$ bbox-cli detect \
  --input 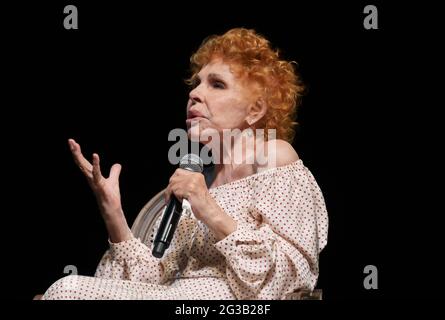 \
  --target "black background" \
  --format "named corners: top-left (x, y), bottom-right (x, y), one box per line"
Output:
top-left (2, 1), bottom-right (442, 301)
